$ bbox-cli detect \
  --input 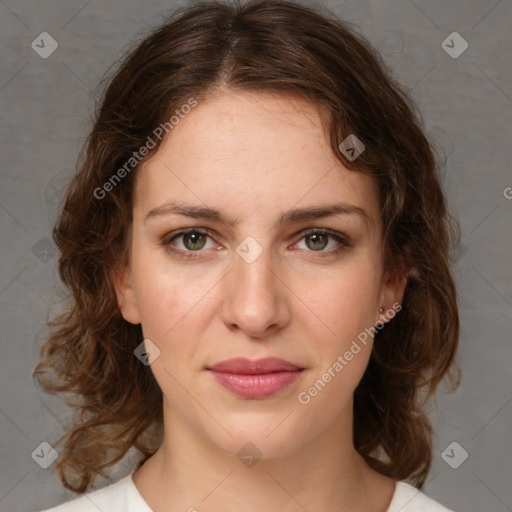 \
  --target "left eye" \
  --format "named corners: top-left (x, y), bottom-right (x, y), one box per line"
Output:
top-left (293, 229), bottom-right (350, 253)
